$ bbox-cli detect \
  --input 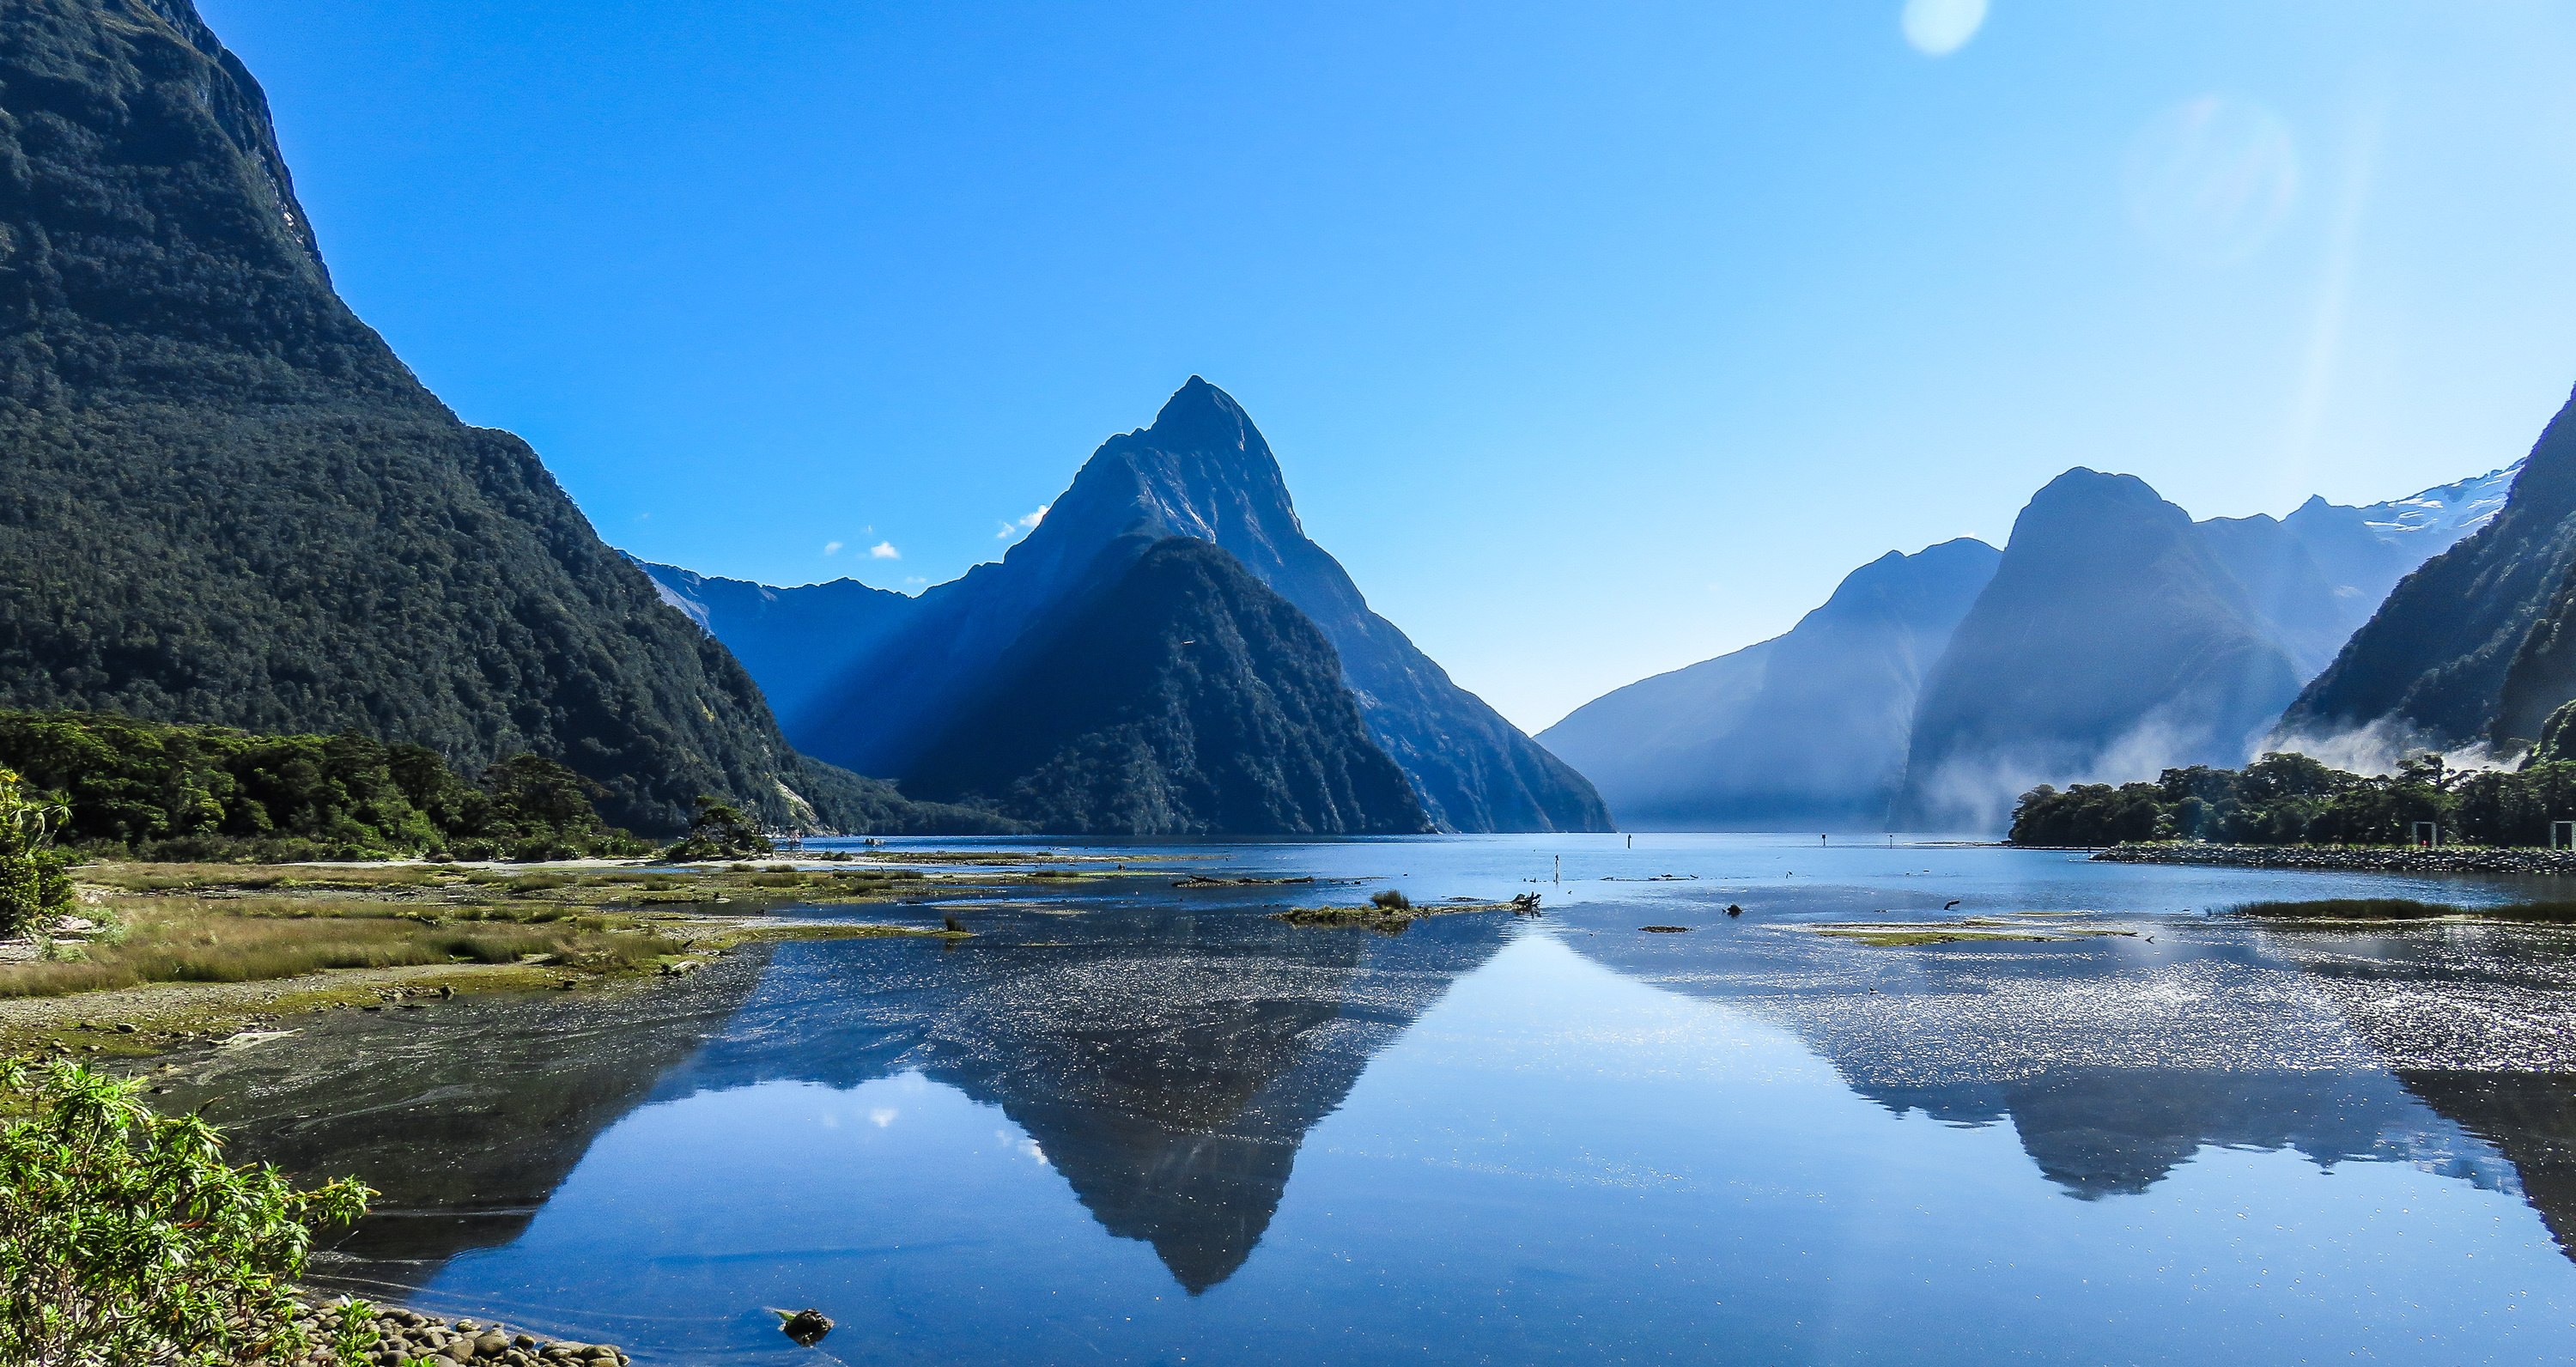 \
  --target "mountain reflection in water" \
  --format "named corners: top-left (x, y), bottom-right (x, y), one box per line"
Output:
top-left (648, 897), bottom-right (1516, 1292)
top-left (1569, 900), bottom-right (2576, 1250)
